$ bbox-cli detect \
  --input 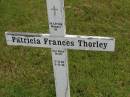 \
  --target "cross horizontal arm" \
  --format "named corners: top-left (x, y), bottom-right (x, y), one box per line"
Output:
top-left (5, 32), bottom-right (115, 51)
